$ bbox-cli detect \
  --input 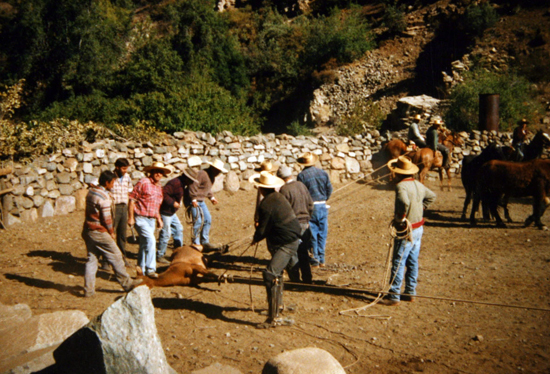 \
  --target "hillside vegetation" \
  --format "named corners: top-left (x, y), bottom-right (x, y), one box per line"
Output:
top-left (1, 0), bottom-right (549, 157)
